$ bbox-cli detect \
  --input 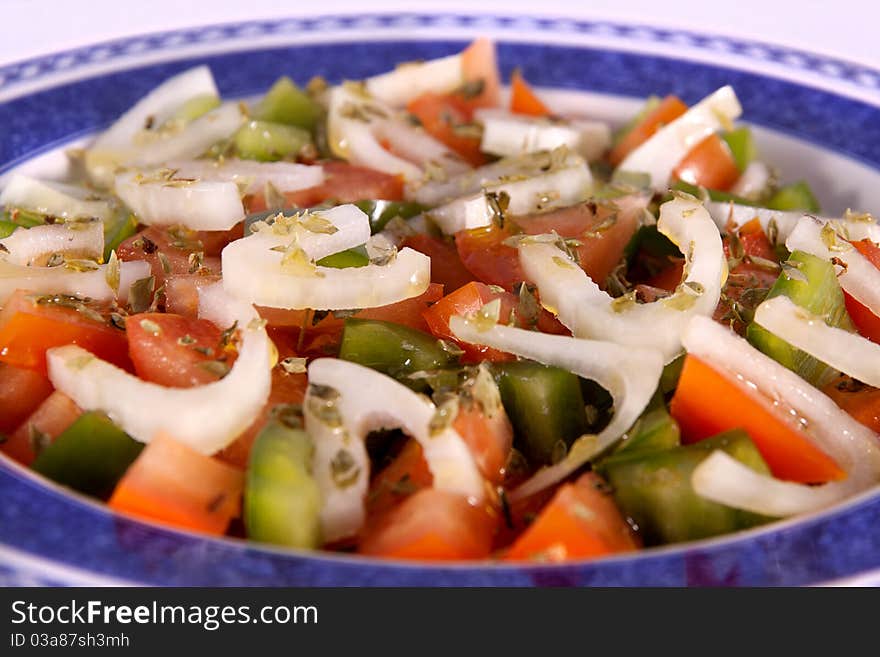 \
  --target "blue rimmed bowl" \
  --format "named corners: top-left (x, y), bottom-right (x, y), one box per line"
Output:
top-left (2, 12), bottom-right (879, 586)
